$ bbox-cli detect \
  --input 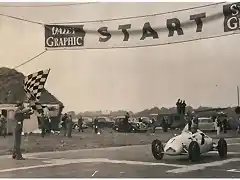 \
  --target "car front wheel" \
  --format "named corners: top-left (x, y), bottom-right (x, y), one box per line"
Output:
top-left (151, 139), bottom-right (164, 160)
top-left (218, 138), bottom-right (227, 158)
top-left (188, 141), bottom-right (200, 162)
